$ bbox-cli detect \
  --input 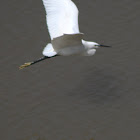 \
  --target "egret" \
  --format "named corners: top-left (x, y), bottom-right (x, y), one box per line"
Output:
top-left (19, 0), bottom-right (111, 69)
